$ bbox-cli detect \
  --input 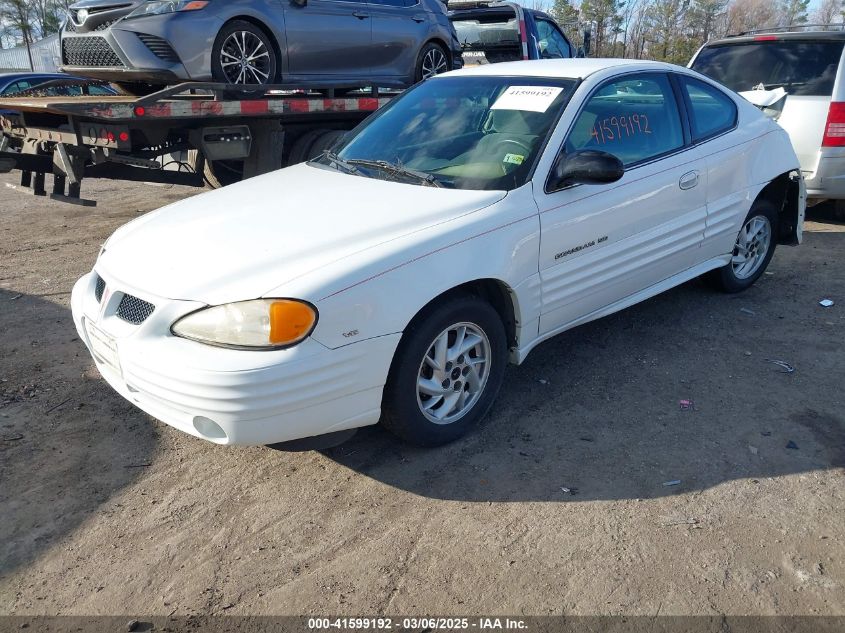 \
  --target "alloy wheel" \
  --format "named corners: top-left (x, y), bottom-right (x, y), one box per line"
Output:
top-left (420, 48), bottom-right (449, 80)
top-left (731, 215), bottom-right (772, 279)
top-left (416, 322), bottom-right (491, 425)
top-left (220, 31), bottom-right (272, 85)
